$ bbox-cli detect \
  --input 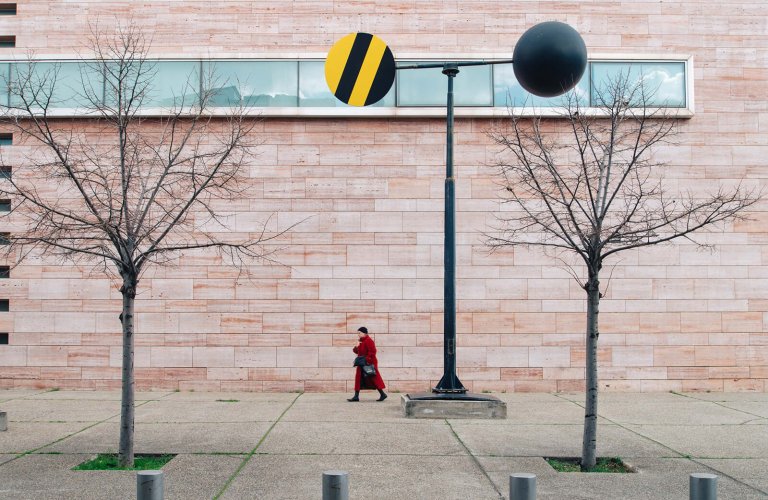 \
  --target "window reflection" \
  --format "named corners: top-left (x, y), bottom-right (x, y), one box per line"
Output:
top-left (299, 61), bottom-right (395, 107)
top-left (204, 61), bottom-right (298, 107)
top-left (493, 63), bottom-right (589, 108)
top-left (0, 63), bottom-right (8, 106)
top-left (141, 61), bottom-right (200, 108)
top-left (590, 62), bottom-right (685, 107)
top-left (398, 62), bottom-right (492, 106)
top-left (0, 58), bottom-right (688, 111)
top-left (10, 62), bottom-right (100, 108)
